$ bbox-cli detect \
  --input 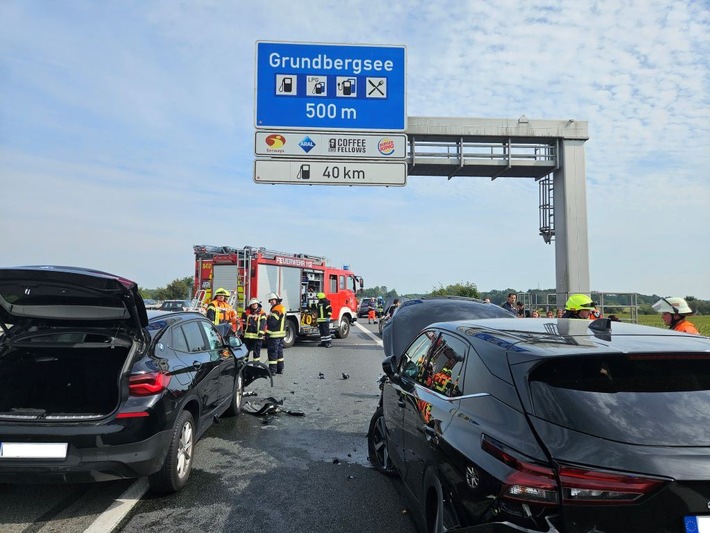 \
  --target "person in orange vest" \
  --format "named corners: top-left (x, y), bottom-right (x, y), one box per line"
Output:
top-left (206, 288), bottom-right (238, 338)
top-left (241, 297), bottom-right (267, 361)
top-left (367, 301), bottom-right (376, 324)
top-left (265, 292), bottom-right (287, 374)
top-left (652, 297), bottom-right (700, 334)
